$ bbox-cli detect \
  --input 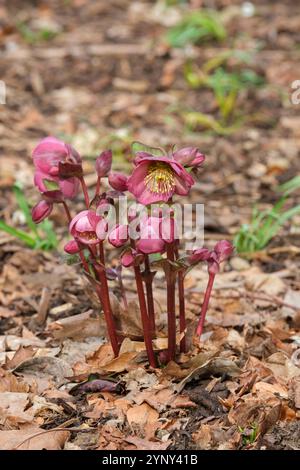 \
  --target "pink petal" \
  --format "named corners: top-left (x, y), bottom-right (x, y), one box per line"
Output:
top-left (96, 218), bottom-right (108, 240)
top-left (59, 178), bottom-right (79, 199)
top-left (136, 237), bottom-right (165, 254)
